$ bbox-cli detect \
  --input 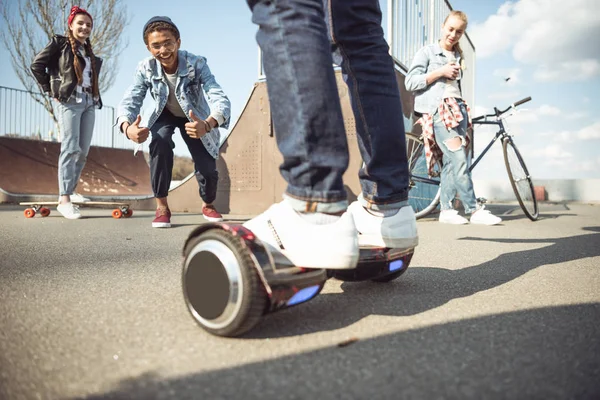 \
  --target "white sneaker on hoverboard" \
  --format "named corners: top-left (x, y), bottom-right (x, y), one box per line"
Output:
top-left (243, 200), bottom-right (359, 270)
top-left (347, 201), bottom-right (419, 249)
